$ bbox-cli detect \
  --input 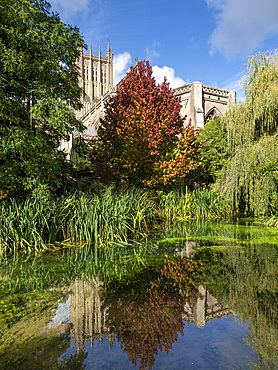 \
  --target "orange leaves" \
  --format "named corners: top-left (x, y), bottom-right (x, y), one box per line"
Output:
top-left (92, 61), bottom-right (201, 187)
